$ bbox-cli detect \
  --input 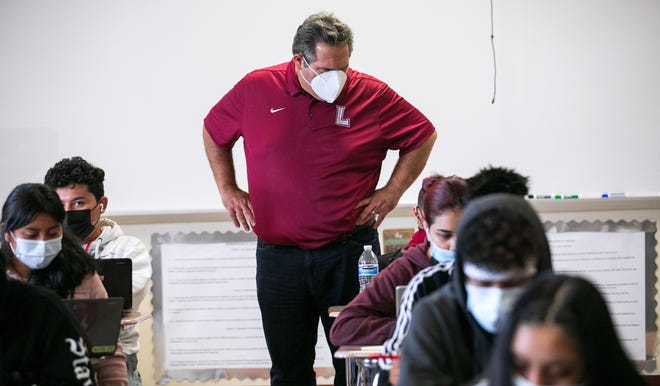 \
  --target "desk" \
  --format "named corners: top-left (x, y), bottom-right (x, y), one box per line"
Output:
top-left (334, 345), bottom-right (383, 358)
top-left (335, 345), bottom-right (383, 386)
top-left (329, 305), bottom-right (345, 318)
